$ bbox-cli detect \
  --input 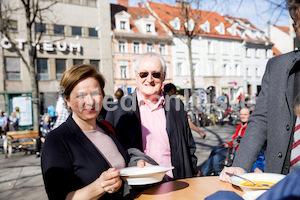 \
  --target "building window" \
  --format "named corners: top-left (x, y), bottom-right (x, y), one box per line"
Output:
top-left (233, 42), bottom-right (240, 55)
top-left (88, 28), bottom-right (98, 37)
top-left (35, 23), bottom-right (46, 33)
top-left (68, 0), bottom-right (80, 5)
top-left (208, 60), bottom-right (215, 76)
top-left (72, 26), bottom-right (82, 36)
top-left (223, 64), bottom-right (229, 76)
top-left (255, 48), bottom-right (260, 58)
top-left (120, 21), bottom-right (126, 29)
top-left (4, 57), bottom-right (20, 80)
top-left (246, 48), bottom-right (251, 57)
top-left (146, 42), bottom-right (154, 52)
top-left (37, 58), bottom-right (49, 80)
top-left (176, 38), bottom-right (184, 52)
top-left (73, 59), bottom-right (83, 65)
top-left (86, 0), bottom-right (96, 6)
top-left (56, 59), bottom-right (66, 80)
top-left (176, 62), bottom-right (182, 76)
top-left (222, 42), bottom-right (228, 55)
top-left (235, 64), bottom-right (240, 76)
top-left (118, 40), bottom-right (126, 53)
top-left (54, 24), bottom-right (64, 35)
top-left (119, 61), bottom-right (129, 79)
top-left (90, 60), bottom-right (100, 68)
top-left (159, 43), bottom-right (167, 55)
top-left (165, 62), bottom-right (169, 79)
top-left (193, 62), bottom-right (199, 76)
top-left (8, 20), bottom-right (18, 31)
top-left (256, 67), bottom-right (260, 76)
top-left (174, 21), bottom-right (180, 30)
top-left (146, 24), bottom-right (152, 32)
top-left (246, 67), bottom-right (250, 76)
top-left (208, 41), bottom-right (215, 54)
top-left (133, 41), bottom-right (141, 54)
